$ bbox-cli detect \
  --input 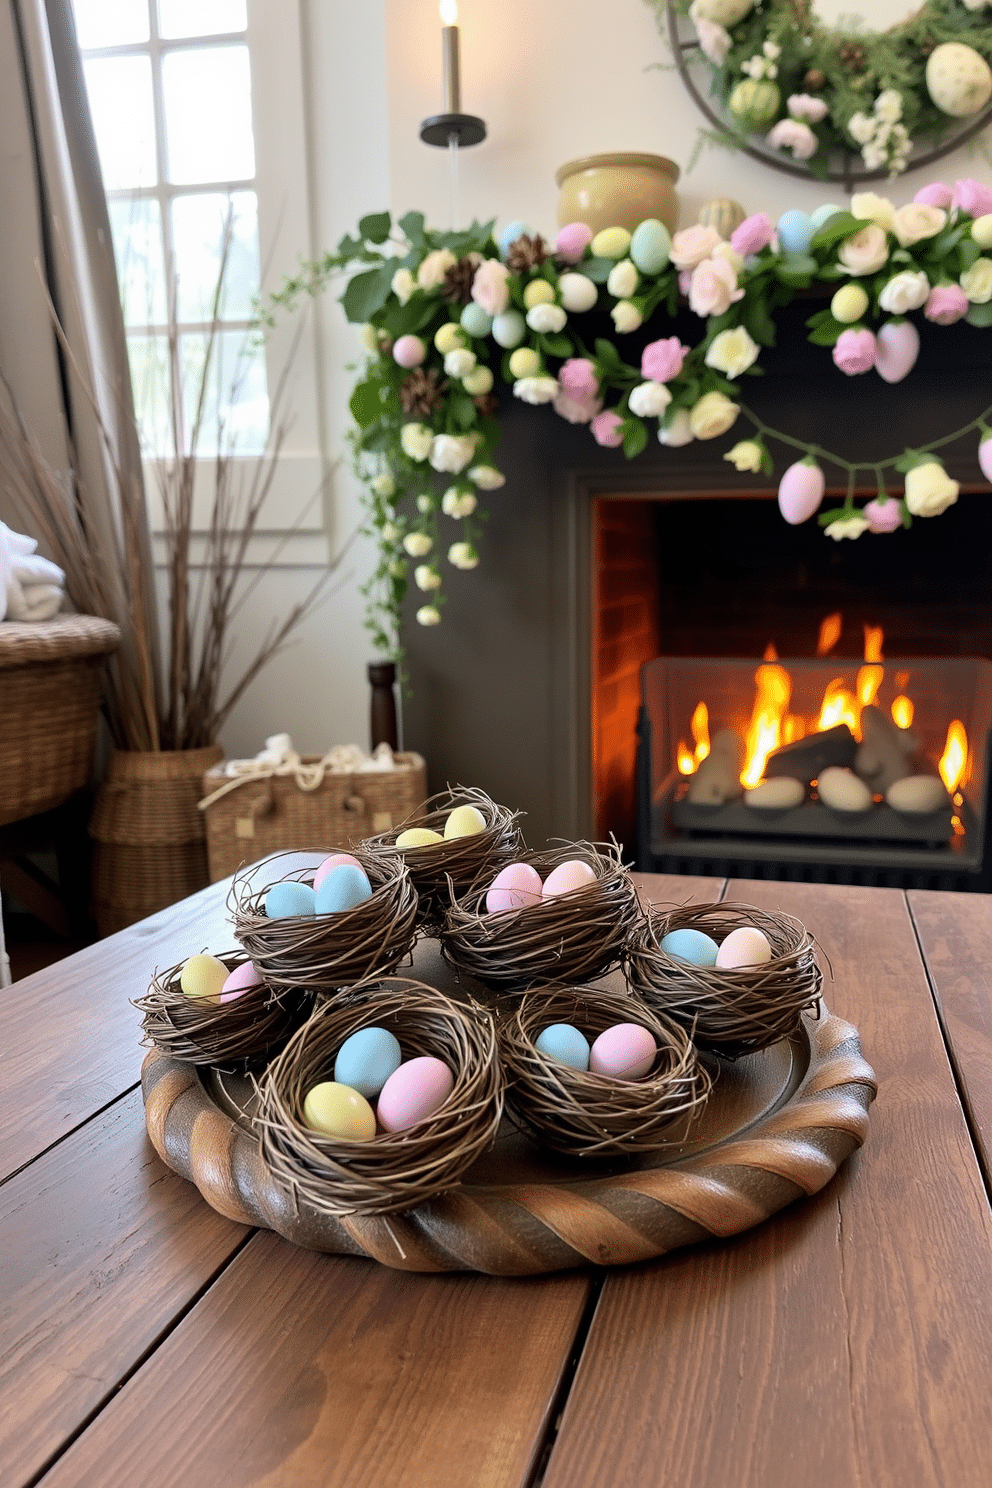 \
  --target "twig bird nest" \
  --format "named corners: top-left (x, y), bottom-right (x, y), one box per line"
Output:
top-left (499, 984), bottom-right (710, 1159)
top-left (255, 978), bottom-right (504, 1217)
top-left (136, 953), bottom-right (303, 1066)
top-left (441, 840), bottom-right (644, 991)
top-left (230, 848), bottom-right (418, 997)
top-left (359, 786), bottom-right (524, 924)
top-left (625, 902), bottom-right (823, 1059)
